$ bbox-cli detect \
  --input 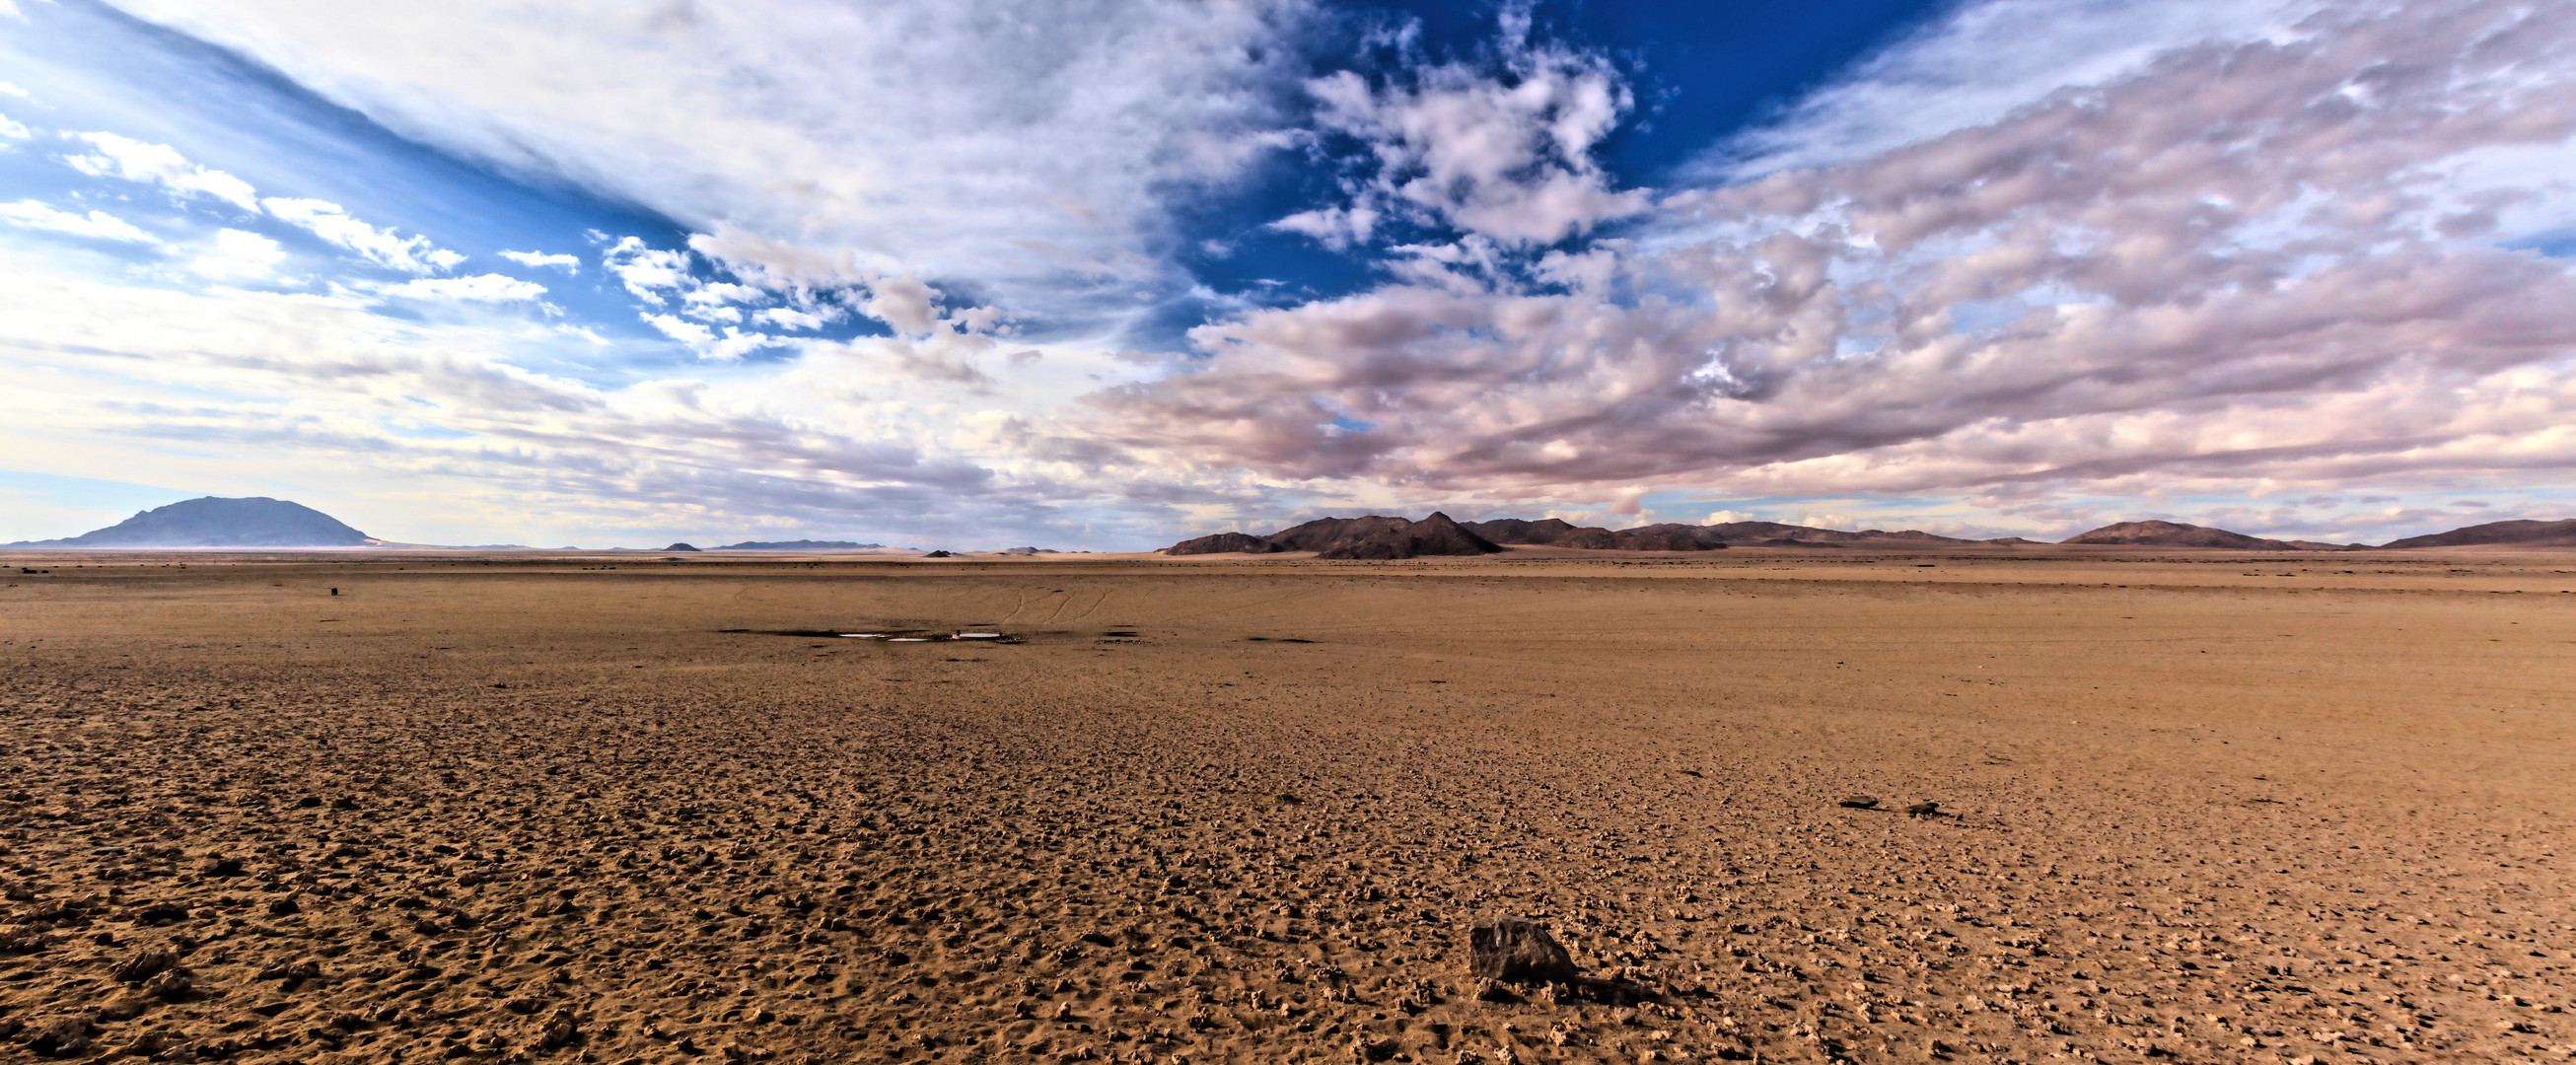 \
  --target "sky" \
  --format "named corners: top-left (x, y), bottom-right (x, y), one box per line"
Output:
top-left (1, 0), bottom-right (2572, 549)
